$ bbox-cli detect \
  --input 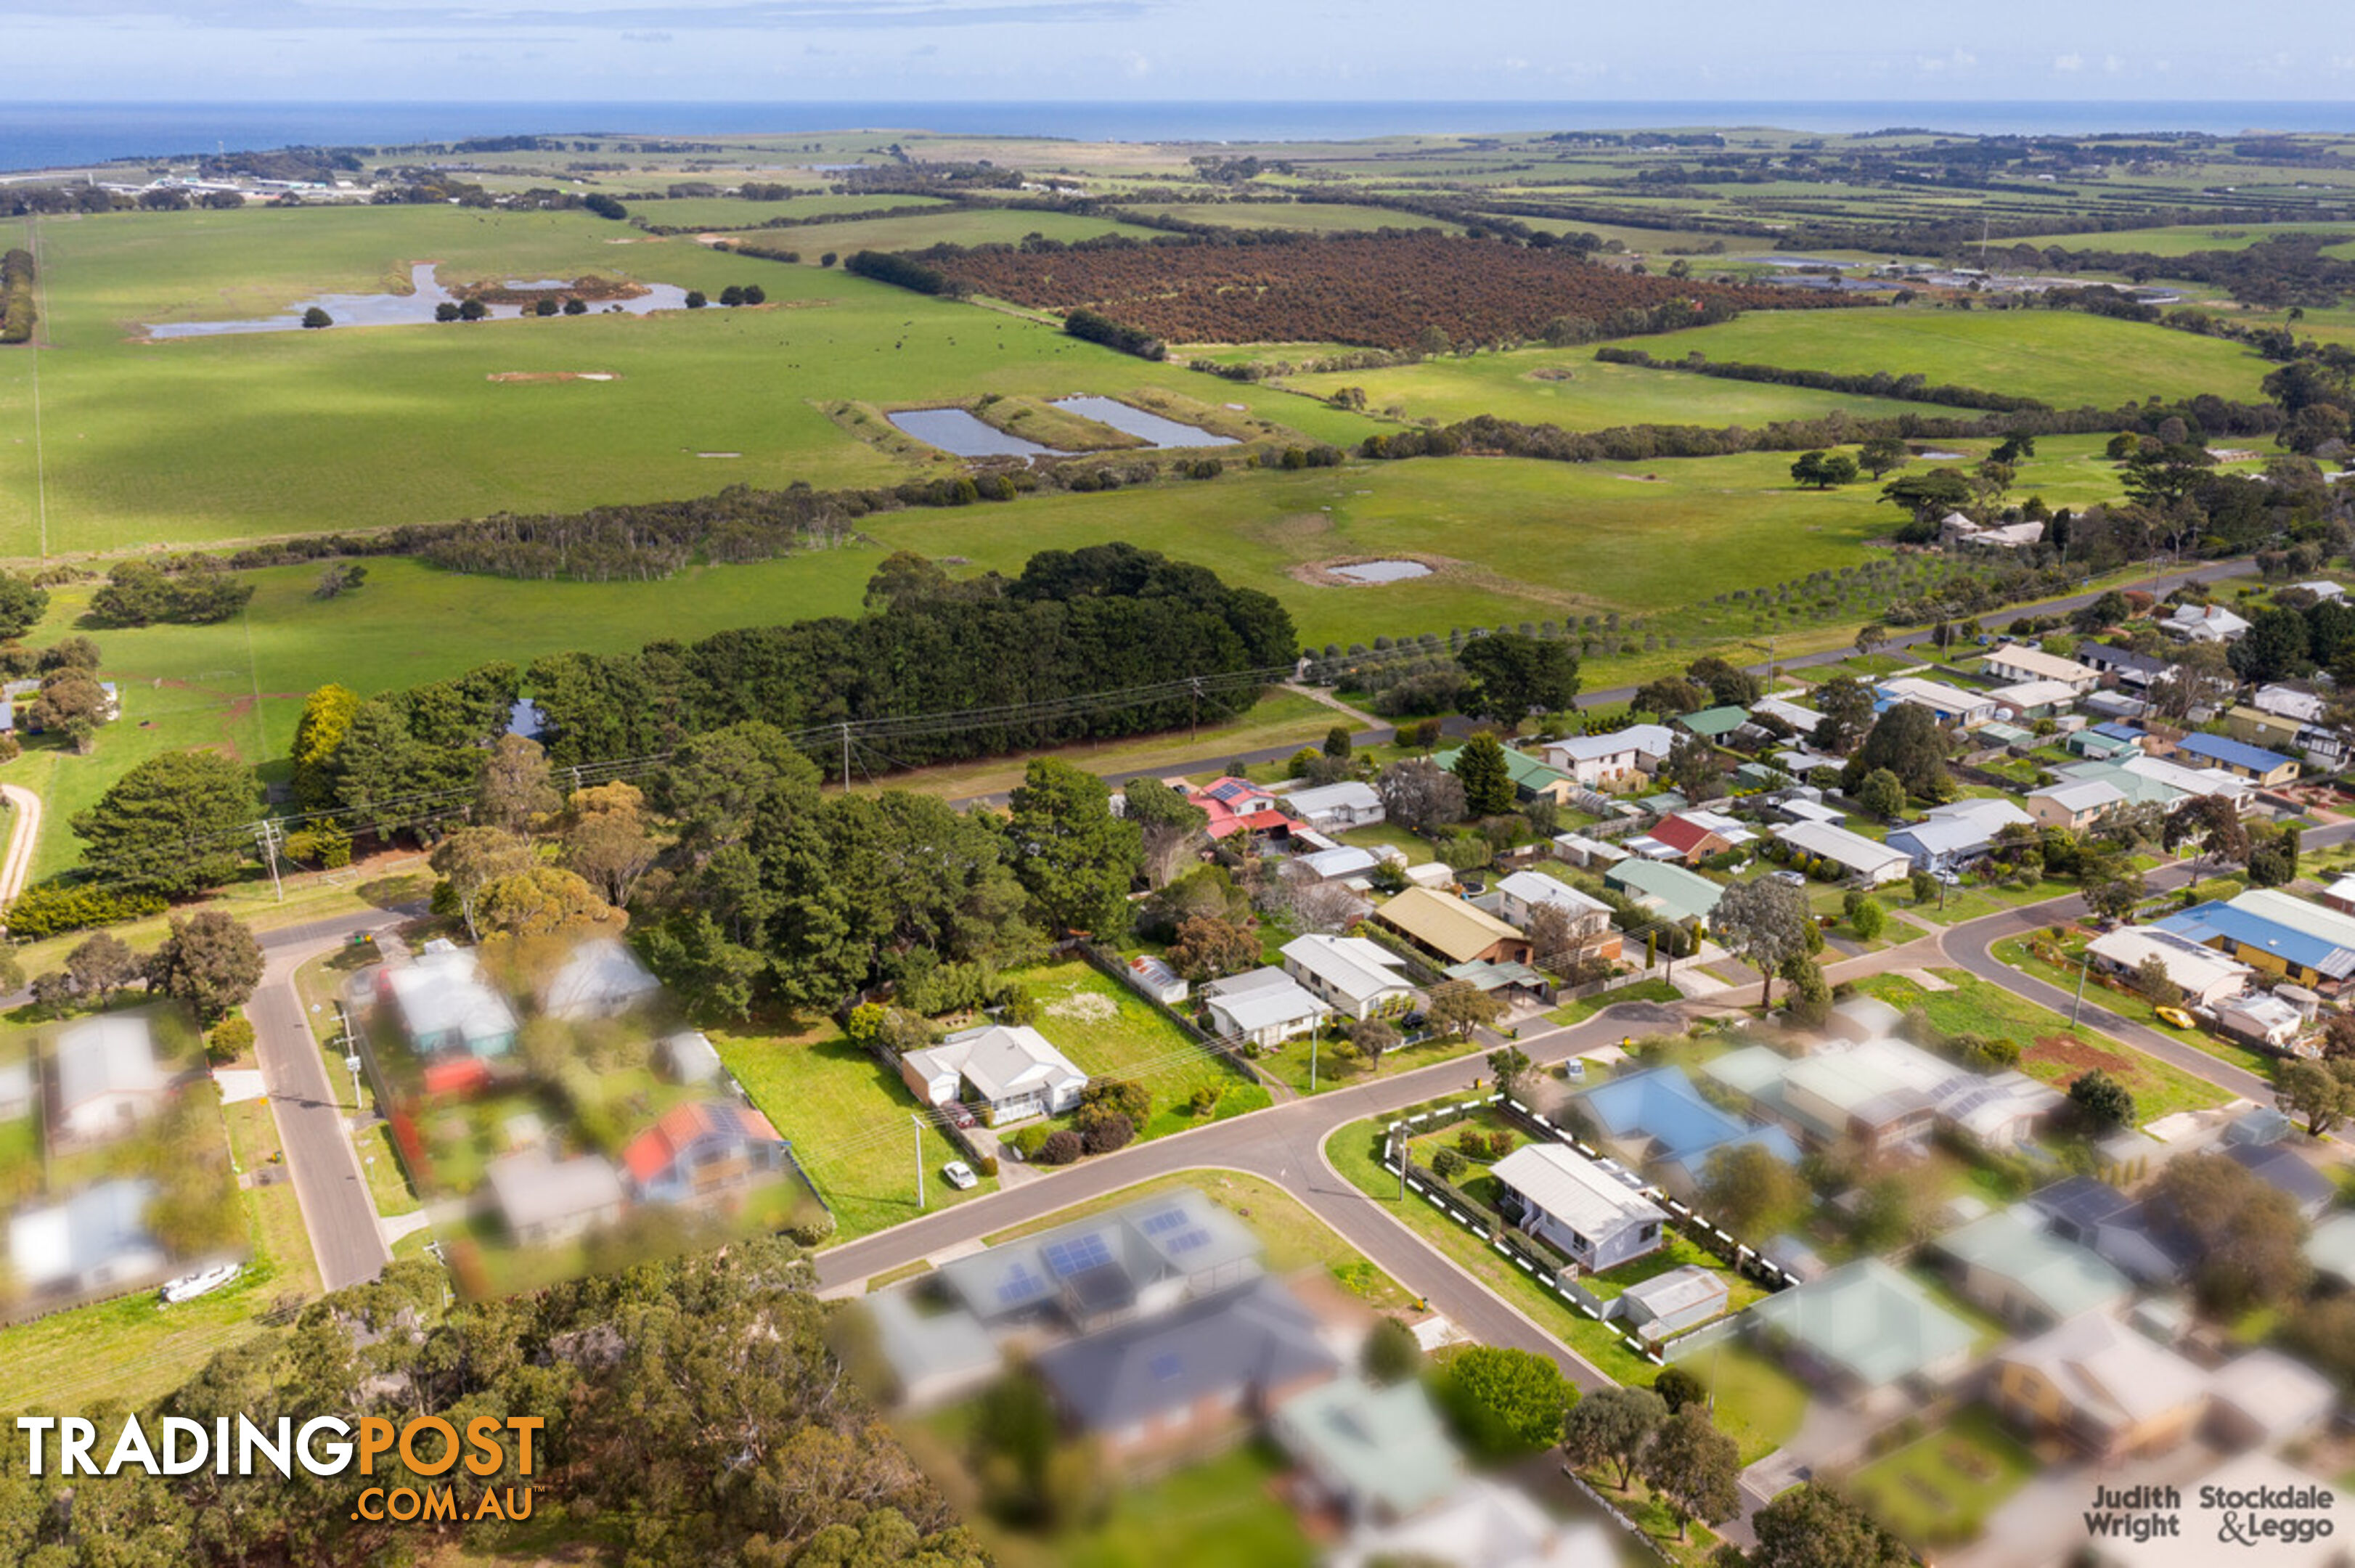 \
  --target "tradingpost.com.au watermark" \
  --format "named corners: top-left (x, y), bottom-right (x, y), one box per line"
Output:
top-left (16, 1415), bottom-right (544, 1523)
